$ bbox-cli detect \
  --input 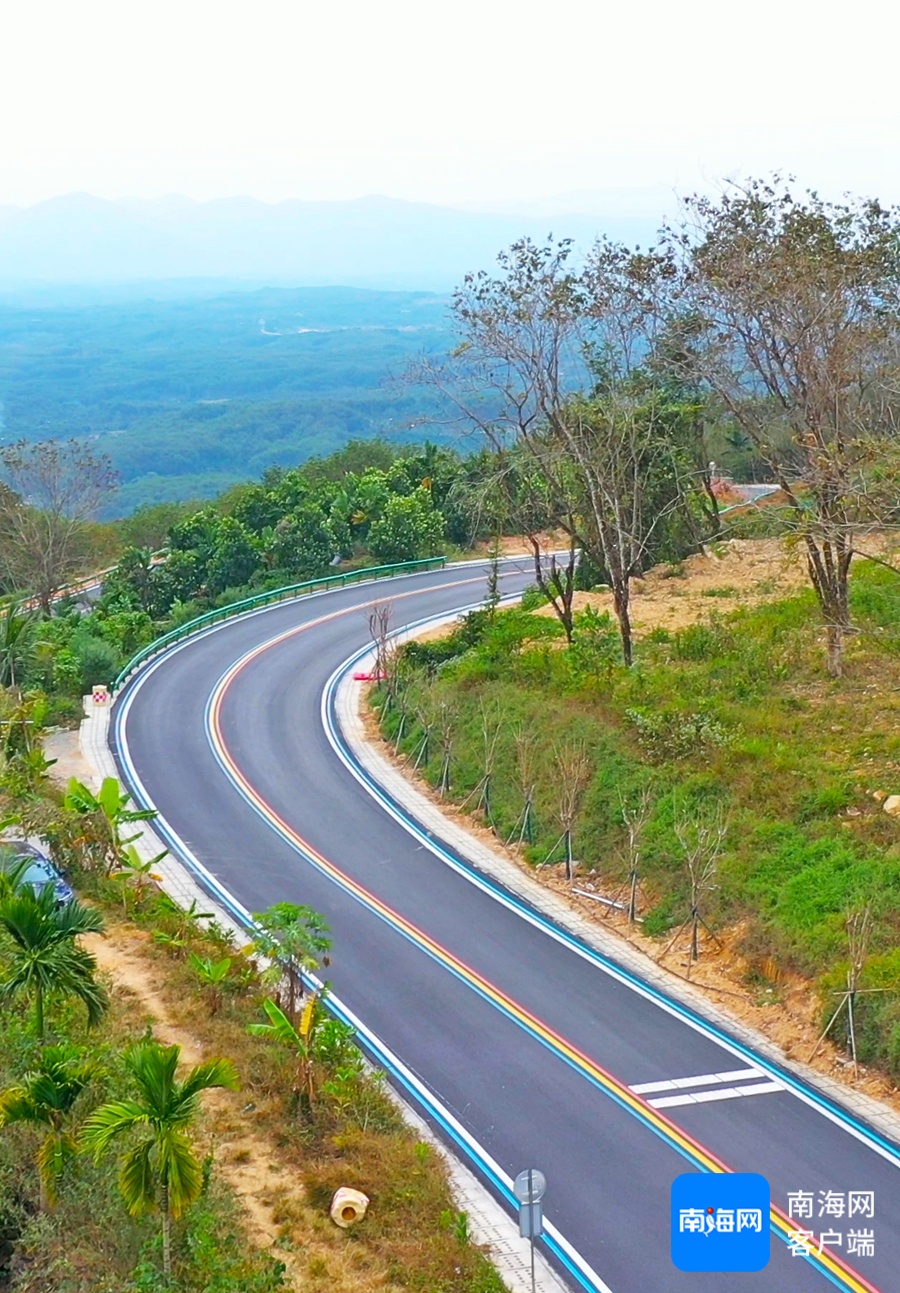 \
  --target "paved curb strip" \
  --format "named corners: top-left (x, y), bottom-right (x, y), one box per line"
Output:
top-left (337, 624), bottom-right (900, 1155)
top-left (82, 699), bottom-right (563, 1287)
